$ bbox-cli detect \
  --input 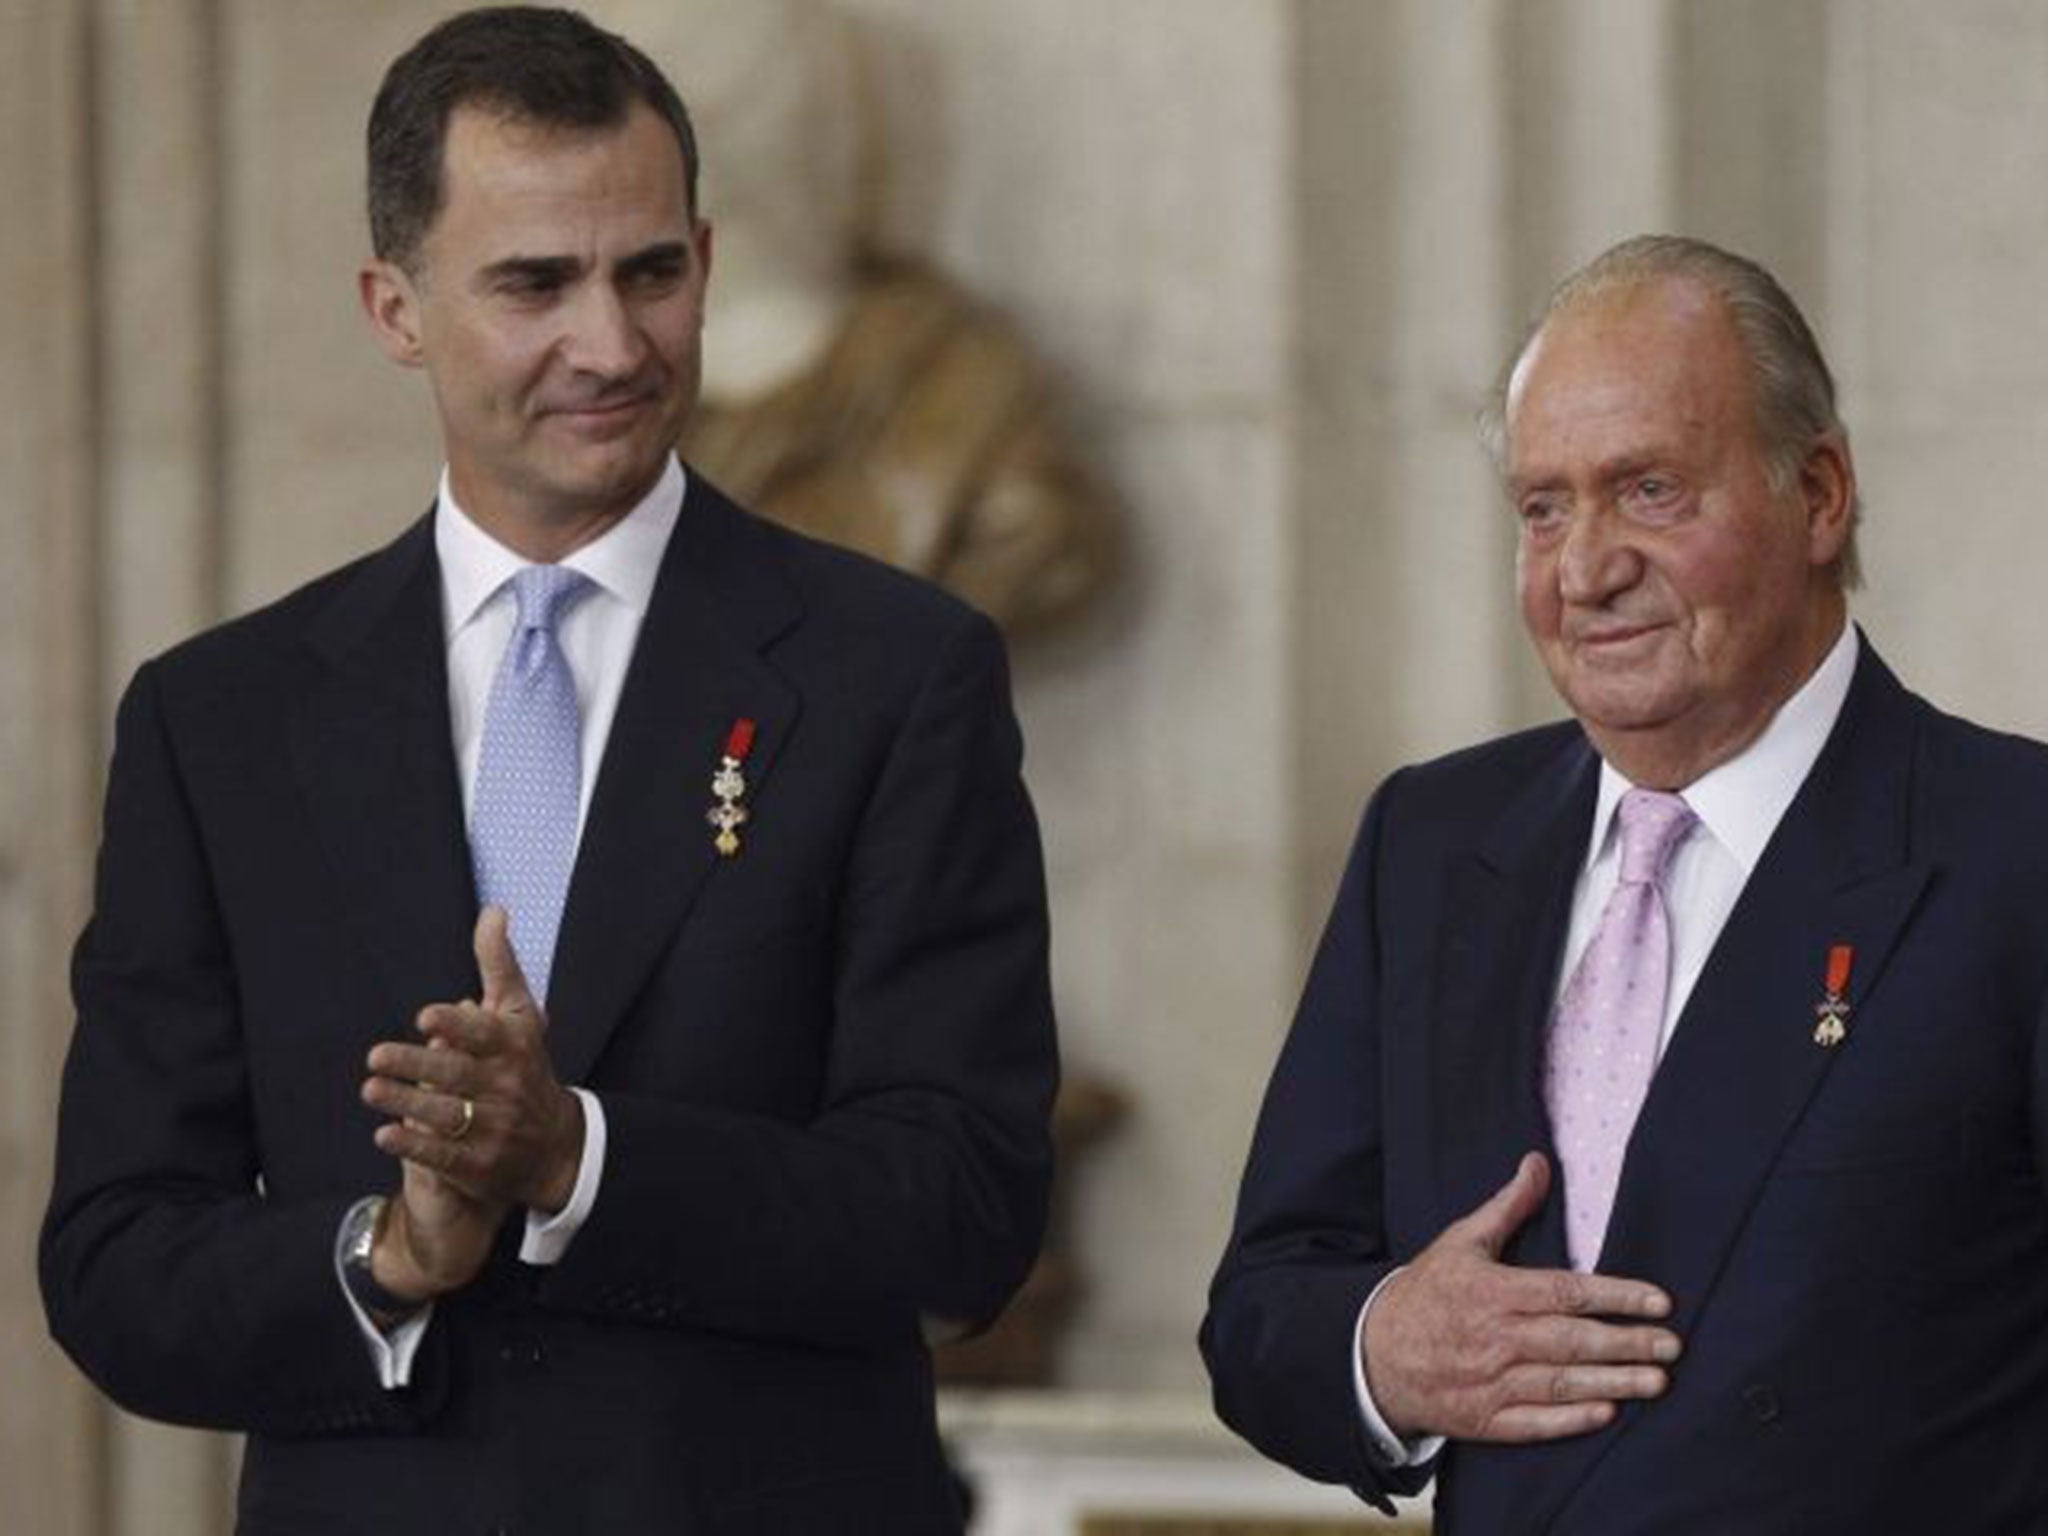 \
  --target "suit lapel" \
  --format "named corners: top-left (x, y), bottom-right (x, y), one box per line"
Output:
top-left (1527, 642), bottom-right (1935, 1528)
top-left (289, 515), bottom-right (479, 1021)
top-left (1431, 733), bottom-right (1598, 1269)
top-left (1604, 643), bottom-right (1931, 1294)
top-left (544, 476), bottom-right (802, 1084)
